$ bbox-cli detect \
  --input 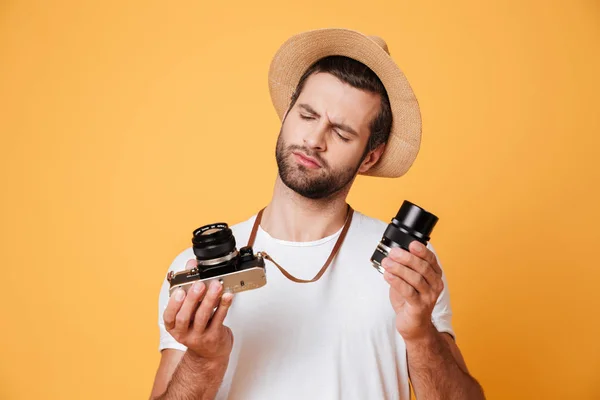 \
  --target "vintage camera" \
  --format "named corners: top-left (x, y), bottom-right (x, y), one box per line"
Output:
top-left (167, 222), bottom-right (266, 297)
top-left (371, 201), bottom-right (439, 273)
